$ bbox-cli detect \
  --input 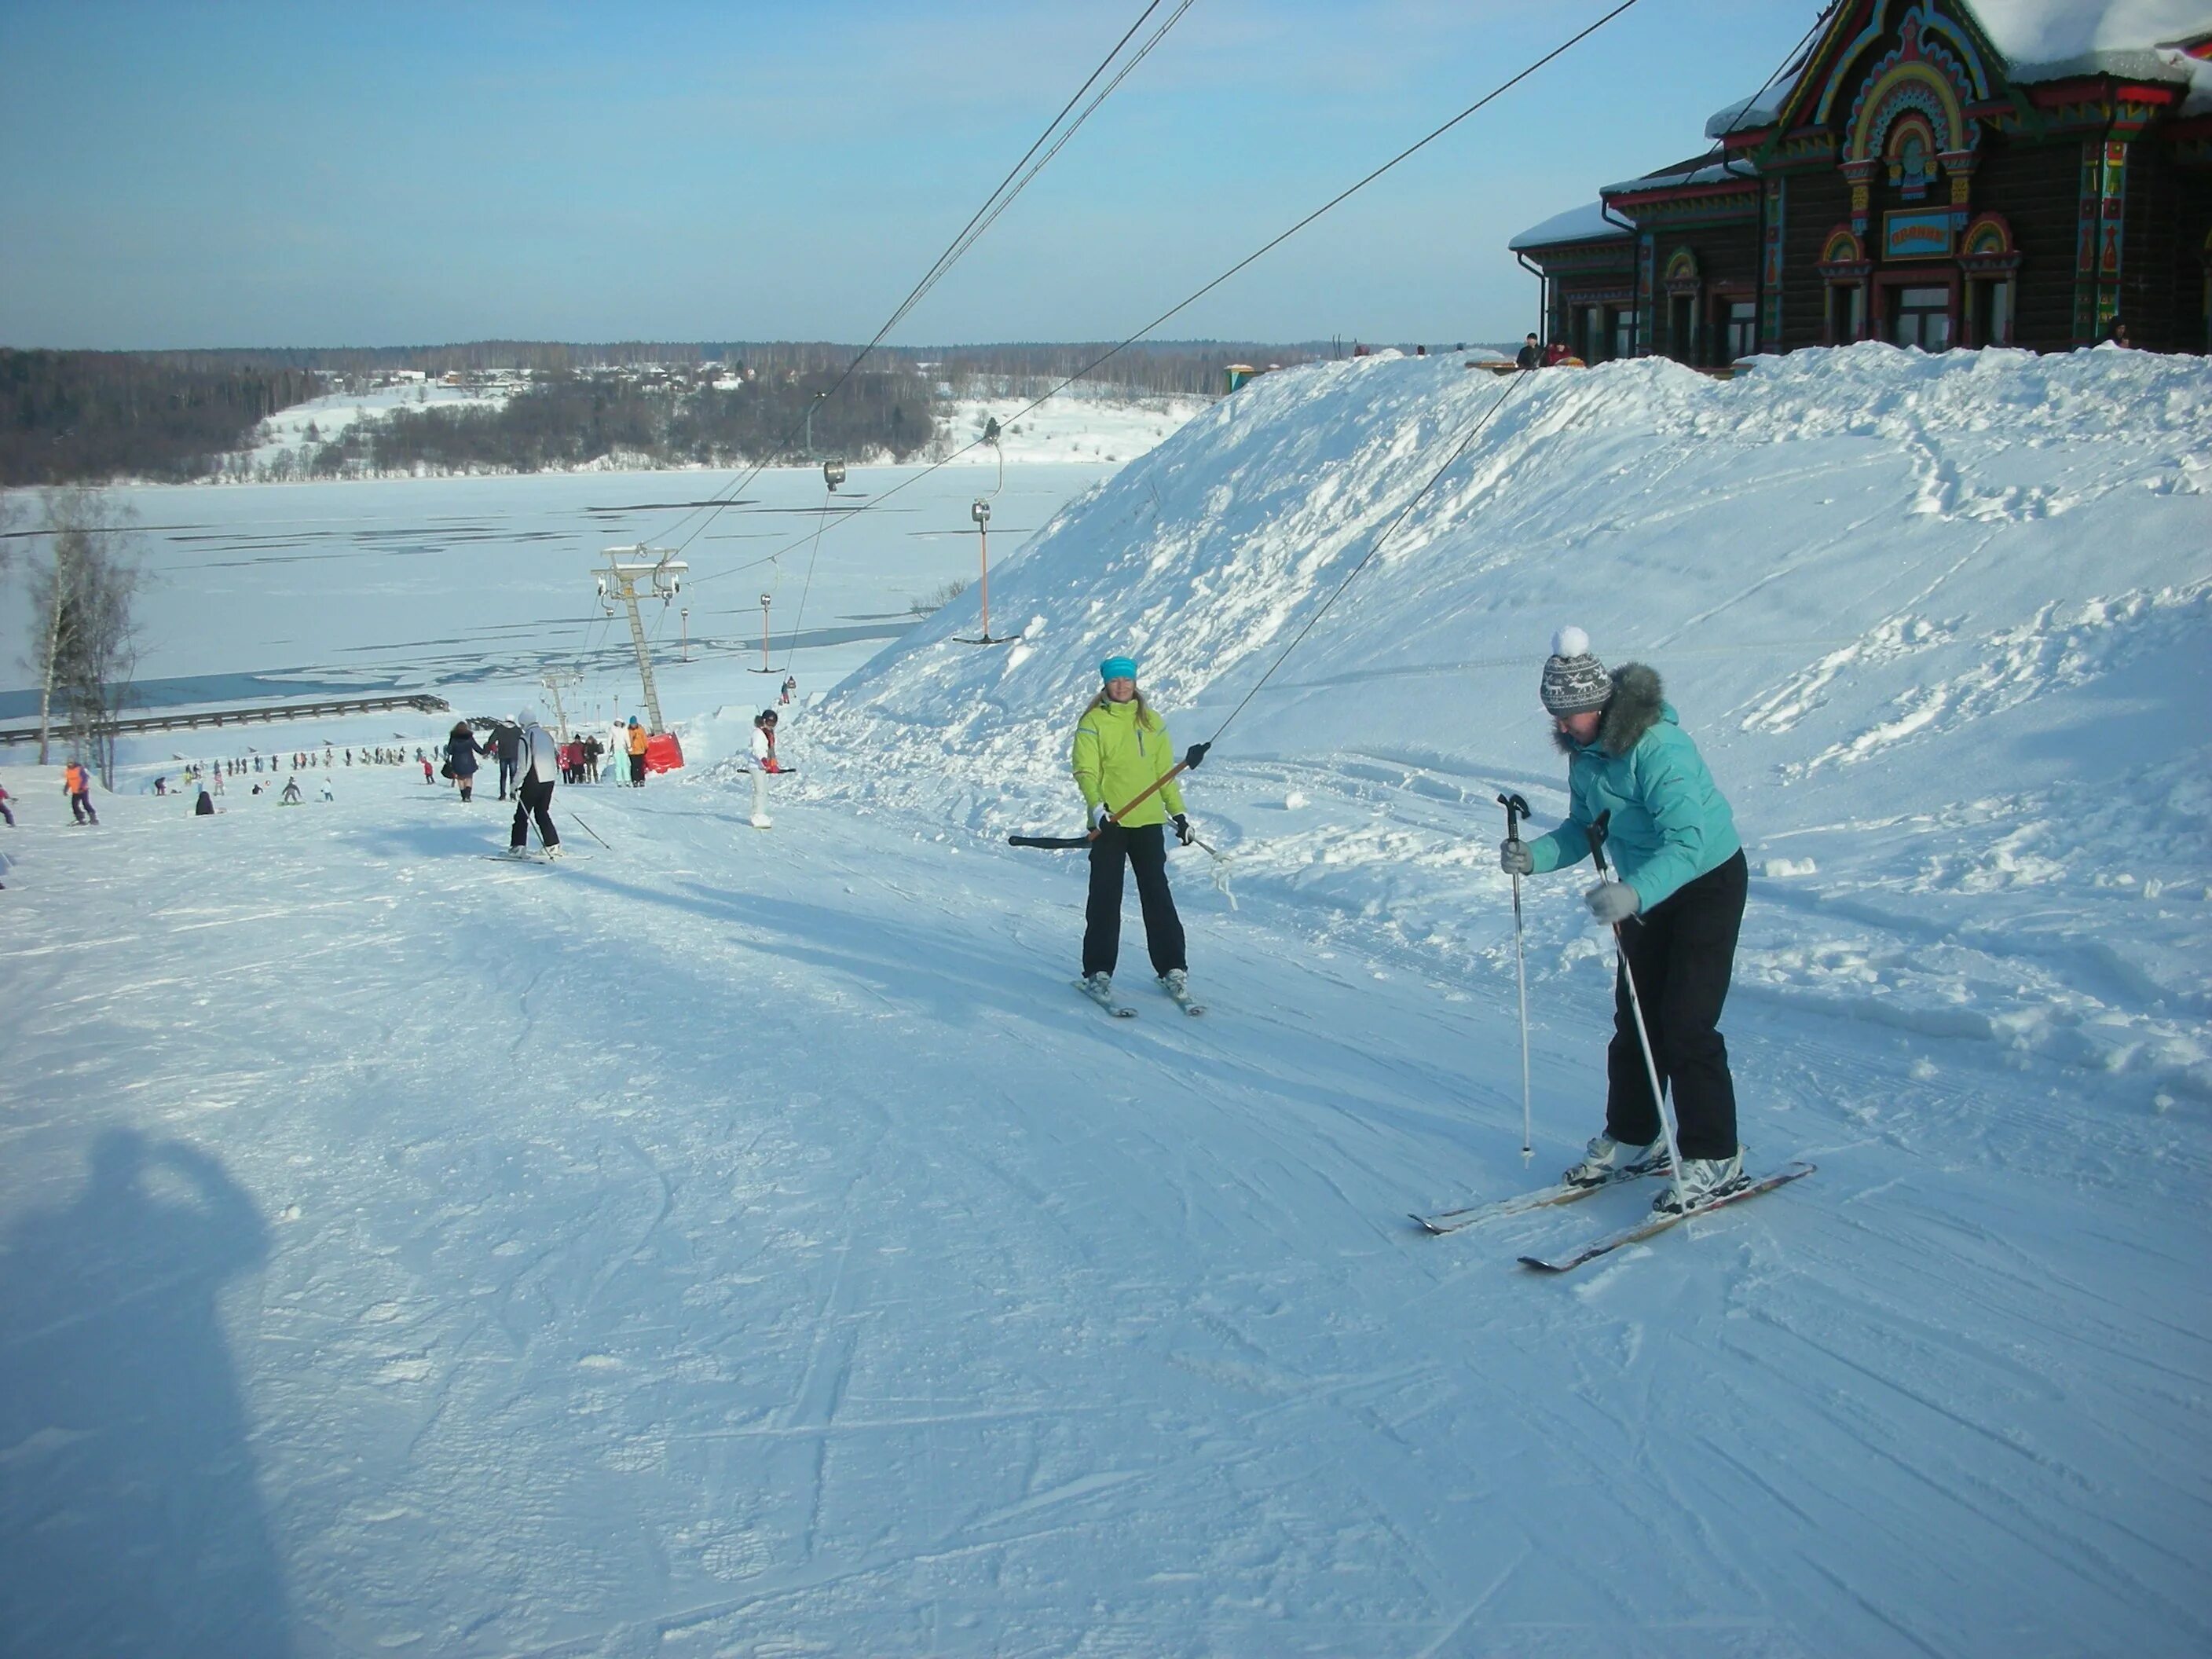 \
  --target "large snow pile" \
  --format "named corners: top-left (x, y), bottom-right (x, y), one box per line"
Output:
top-left (795, 343), bottom-right (2212, 1101)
